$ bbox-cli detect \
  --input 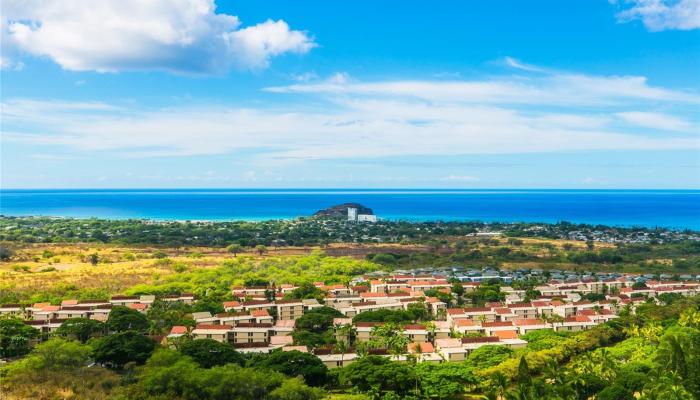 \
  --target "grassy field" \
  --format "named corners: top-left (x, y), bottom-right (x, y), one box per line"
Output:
top-left (0, 236), bottom-right (686, 304)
